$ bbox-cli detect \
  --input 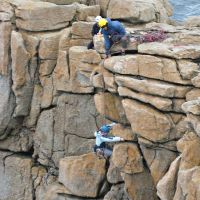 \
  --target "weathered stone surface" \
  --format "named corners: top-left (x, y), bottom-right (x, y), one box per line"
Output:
top-left (186, 88), bottom-right (200, 101)
top-left (173, 166), bottom-right (200, 200)
top-left (177, 60), bottom-right (199, 80)
top-left (182, 98), bottom-right (200, 115)
top-left (192, 73), bottom-right (200, 87)
top-left (0, 75), bottom-right (15, 139)
top-left (140, 142), bottom-right (177, 184)
top-left (116, 76), bottom-right (191, 98)
top-left (138, 42), bottom-right (200, 59)
top-left (71, 21), bottom-right (94, 39)
top-left (118, 87), bottom-right (173, 111)
top-left (0, 2), bottom-right (13, 21)
top-left (58, 94), bottom-right (103, 138)
top-left (40, 76), bottom-right (53, 108)
top-left (96, 0), bottom-right (109, 17)
top-left (76, 4), bottom-right (100, 21)
top-left (11, 31), bottom-right (35, 117)
top-left (41, 0), bottom-right (87, 4)
top-left (123, 167), bottom-right (158, 200)
top-left (187, 114), bottom-right (200, 137)
top-left (107, 0), bottom-right (172, 24)
top-left (104, 184), bottom-right (129, 200)
top-left (15, 1), bottom-right (75, 31)
top-left (94, 92), bottom-right (129, 124)
top-left (34, 109), bottom-right (54, 166)
top-left (59, 153), bottom-right (107, 197)
top-left (122, 99), bottom-right (186, 142)
top-left (39, 60), bottom-right (56, 76)
top-left (25, 84), bottom-right (42, 128)
top-left (53, 50), bottom-right (70, 92)
top-left (112, 123), bottom-right (136, 141)
top-left (0, 22), bottom-right (12, 76)
top-left (157, 156), bottom-right (181, 200)
top-left (0, 152), bottom-right (33, 200)
top-left (104, 55), bottom-right (191, 85)
top-left (58, 27), bottom-right (71, 51)
top-left (0, 128), bottom-right (33, 152)
top-left (177, 132), bottom-right (200, 170)
top-left (185, 16), bottom-right (200, 27)
top-left (65, 134), bottom-right (94, 156)
top-left (107, 161), bottom-right (123, 184)
top-left (39, 31), bottom-right (63, 60)
top-left (69, 46), bottom-right (101, 64)
top-left (112, 143), bottom-right (144, 174)
top-left (69, 46), bottom-right (101, 93)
